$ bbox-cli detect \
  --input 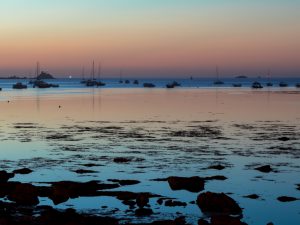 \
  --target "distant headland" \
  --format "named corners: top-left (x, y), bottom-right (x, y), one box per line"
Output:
top-left (0, 75), bottom-right (28, 79)
top-left (0, 72), bottom-right (55, 80)
top-left (37, 71), bottom-right (55, 79)
top-left (235, 75), bottom-right (248, 79)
